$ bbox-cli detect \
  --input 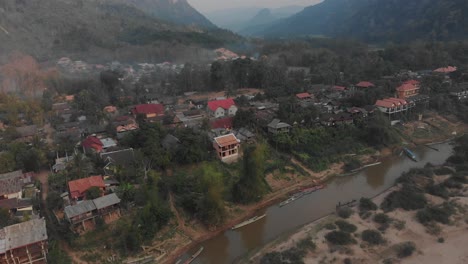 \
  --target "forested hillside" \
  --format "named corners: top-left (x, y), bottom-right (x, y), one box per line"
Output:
top-left (126, 0), bottom-right (216, 28)
top-left (0, 0), bottom-right (240, 62)
top-left (260, 0), bottom-right (468, 43)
